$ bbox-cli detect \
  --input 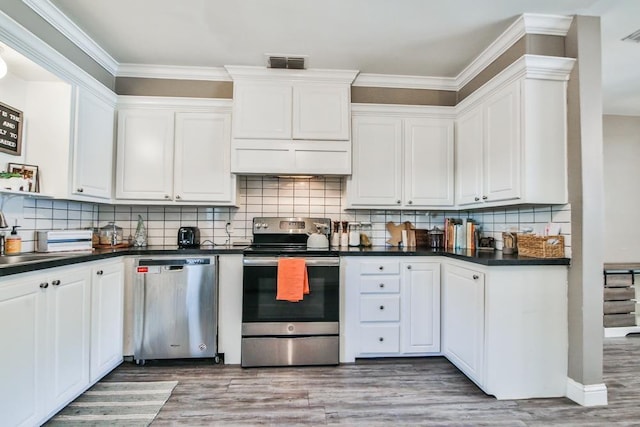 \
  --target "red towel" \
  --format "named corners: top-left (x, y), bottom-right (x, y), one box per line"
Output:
top-left (276, 258), bottom-right (309, 302)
